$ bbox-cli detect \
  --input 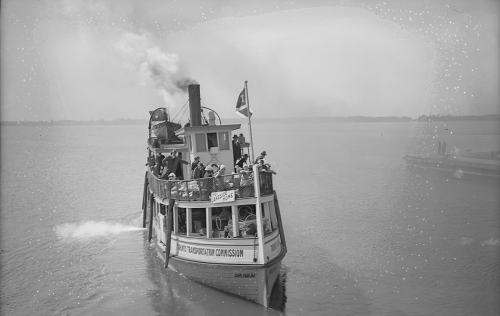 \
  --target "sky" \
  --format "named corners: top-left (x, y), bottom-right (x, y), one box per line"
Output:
top-left (1, 0), bottom-right (498, 121)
